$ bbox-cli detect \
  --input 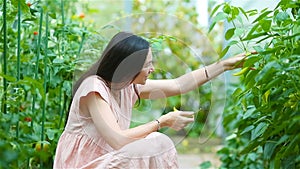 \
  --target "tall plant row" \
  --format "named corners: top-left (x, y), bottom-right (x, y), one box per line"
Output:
top-left (209, 0), bottom-right (300, 168)
top-left (0, 0), bottom-right (101, 168)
